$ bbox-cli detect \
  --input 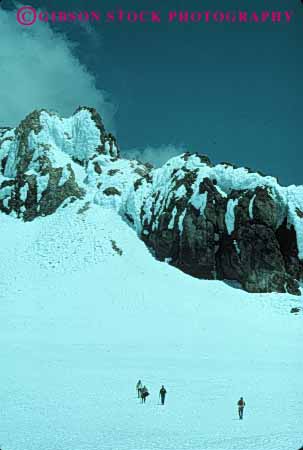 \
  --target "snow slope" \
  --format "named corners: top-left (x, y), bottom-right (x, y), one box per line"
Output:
top-left (0, 200), bottom-right (302, 450)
